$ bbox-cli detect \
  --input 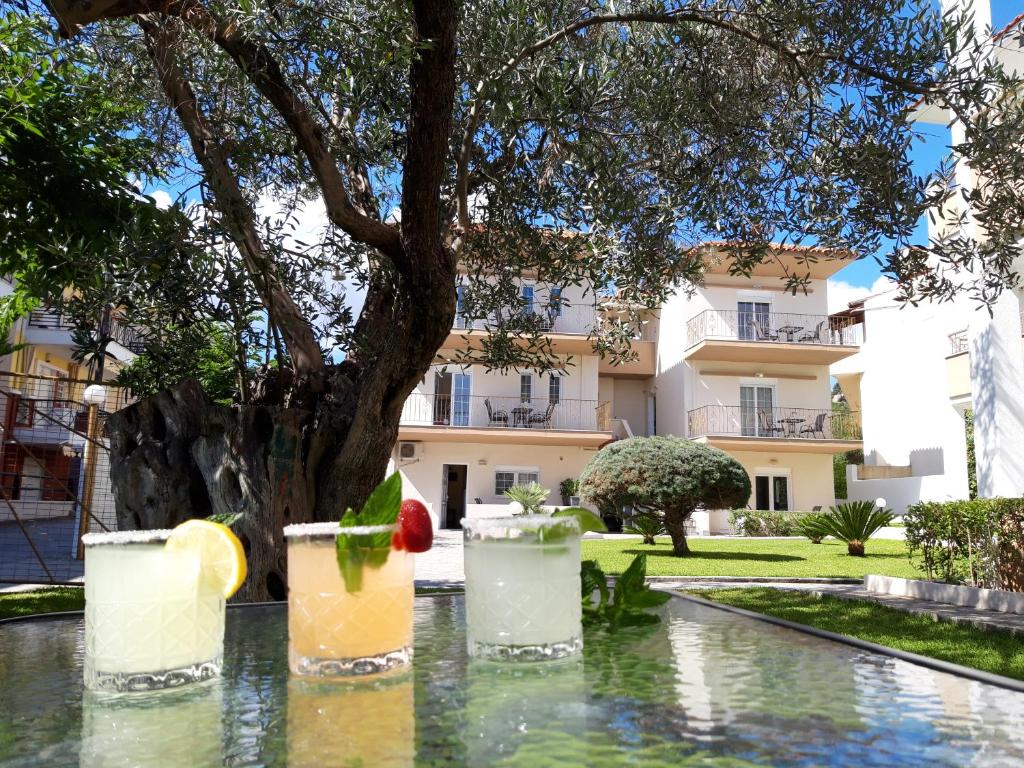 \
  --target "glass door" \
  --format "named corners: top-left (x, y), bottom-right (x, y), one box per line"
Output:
top-left (451, 373), bottom-right (471, 426)
top-left (740, 385), bottom-right (775, 436)
top-left (754, 474), bottom-right (790, 511)
top-left (737, 301), bottom-right (770, 340)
